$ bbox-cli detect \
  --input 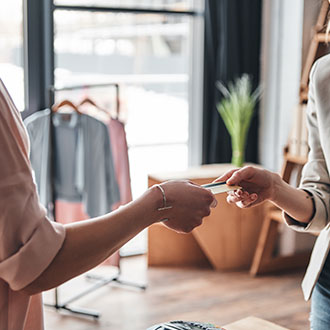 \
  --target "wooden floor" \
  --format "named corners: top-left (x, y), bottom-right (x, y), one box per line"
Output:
top-left (44, 255), bottom-right (310, 330)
